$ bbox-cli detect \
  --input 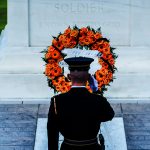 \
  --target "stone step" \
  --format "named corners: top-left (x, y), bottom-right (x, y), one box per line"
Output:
top-left (0, 47), bottom-right (44, 74)
top-left (34, 118), bottom-right (127, 150)
top-left (0, 46), bottom-right (150, 74)
top-left (0, 46), bottom-right (150, 102)
top-left (0, 73), bottom-right (150, 100)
